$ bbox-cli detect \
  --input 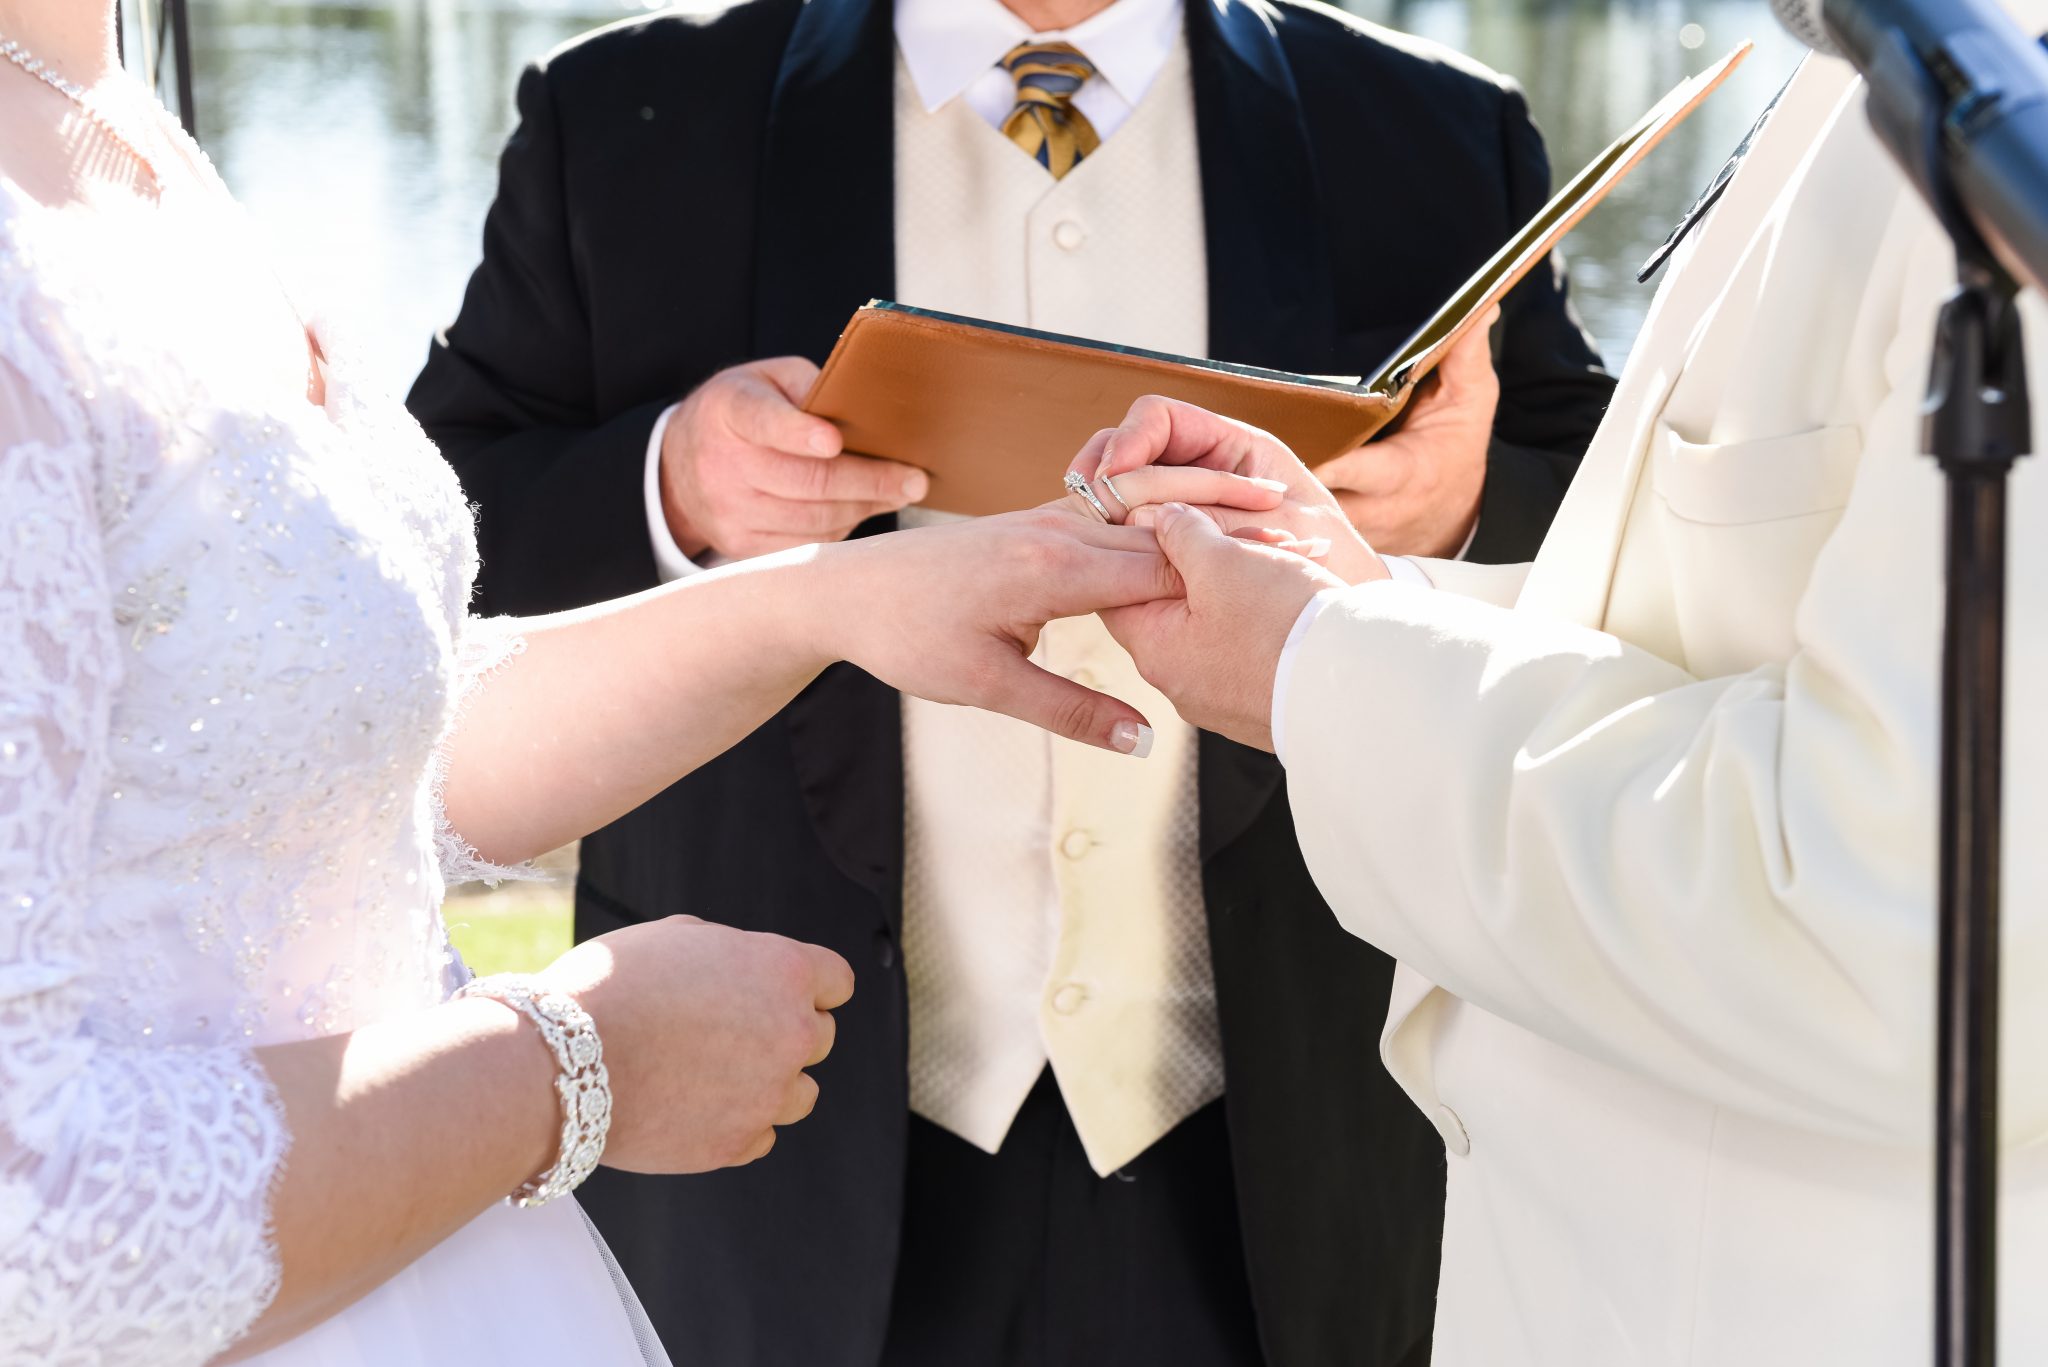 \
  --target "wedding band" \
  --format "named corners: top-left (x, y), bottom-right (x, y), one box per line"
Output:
top-left (1100, 473), bottom-right (1131, 513)
top-left (1064, 470), bottom-right (1113, 522)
